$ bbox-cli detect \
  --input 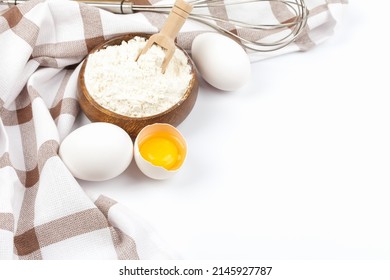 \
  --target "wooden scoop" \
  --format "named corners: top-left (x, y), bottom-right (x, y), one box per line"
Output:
top-left (136, 0), bottom-right (193, 73)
